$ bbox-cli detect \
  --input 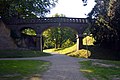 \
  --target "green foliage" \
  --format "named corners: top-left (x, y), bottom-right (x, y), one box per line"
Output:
top-left (61, 39), bottom-right (74, 48)
top-left (80, 60), bottom-right (120, 80)
top-left (87, 0), bottom-right (120, 50)
top-left (43, 27), bottom-right (76, 49)
top-left (83, 36), bottom-right (96, 46)
top-left (0, 60), bottom-right (50, 80)
top-left (68, 49), bottom-right (91, 58)
top-left (22, 28), bottom-right (36, 36)
top-left (0, 0), bottom-right (58, 19)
